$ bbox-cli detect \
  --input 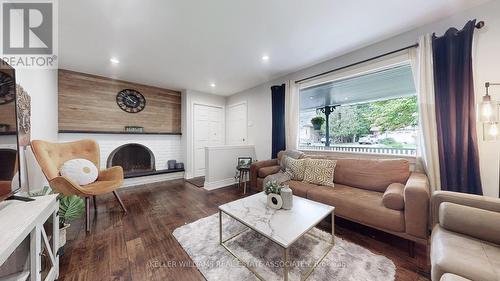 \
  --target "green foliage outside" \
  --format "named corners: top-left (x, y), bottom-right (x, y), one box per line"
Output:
top-left (313, 96), bottom-right (418, 143)
top-left (378, 137), bottom-right (404, 148)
